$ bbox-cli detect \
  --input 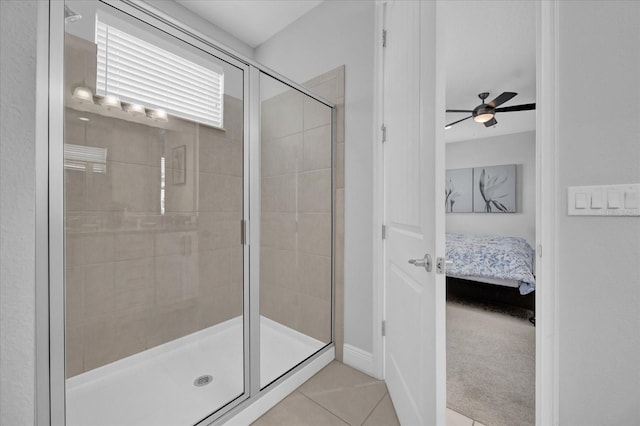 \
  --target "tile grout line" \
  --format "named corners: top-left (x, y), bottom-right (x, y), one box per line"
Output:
top-left (296, 390), bottom-right (351, 425)
top-left (358, 390), bottom-right (389, 426)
